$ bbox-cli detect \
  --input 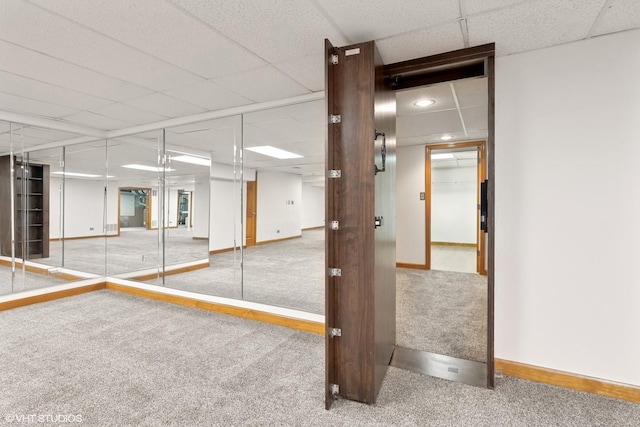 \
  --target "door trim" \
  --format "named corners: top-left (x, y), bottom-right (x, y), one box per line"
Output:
top-left (425, 140), bottom-right (487, 275)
